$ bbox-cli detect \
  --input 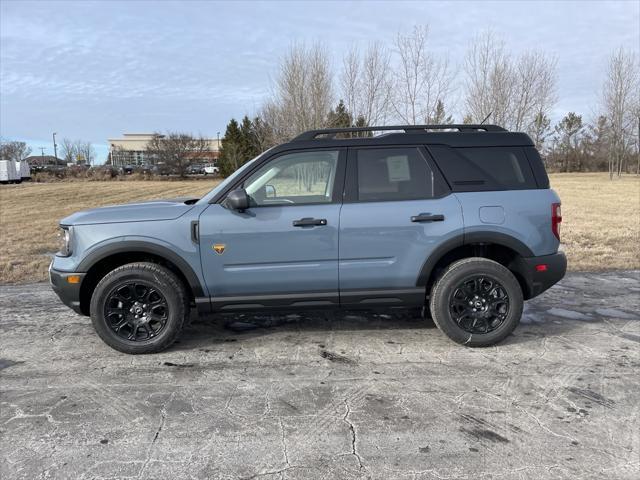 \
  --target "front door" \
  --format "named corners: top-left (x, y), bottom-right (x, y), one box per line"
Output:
top-left (339, 146), bottom-right (463, 306)
top-left (199, 149), bottom-right (346, 310)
